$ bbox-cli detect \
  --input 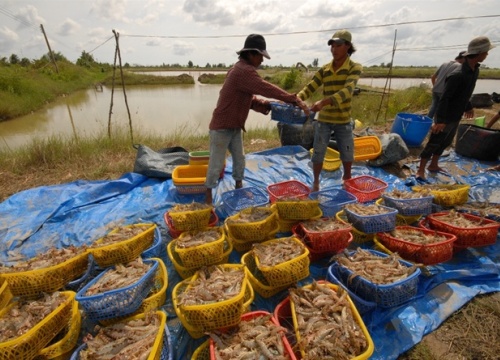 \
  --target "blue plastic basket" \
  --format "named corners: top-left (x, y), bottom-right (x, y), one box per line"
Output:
top-left (75, 259), bottom-right (159, 321)
top-left (326, 264), bottom-right (376, 315)
top-left (269, 102), bottom-right (314, 124)
top-left (332, 249), bottom-right (420, 308)
top-left (309, 187), bottom-right (358, 217)
top-left (142, 226), bottom-right (164, 259)
top-left (344, 204), bottom-right (398, 233)
top-left (382, 193), bottom-right (433, 216)
top-left (221, 186), bottom-right (269, 216)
